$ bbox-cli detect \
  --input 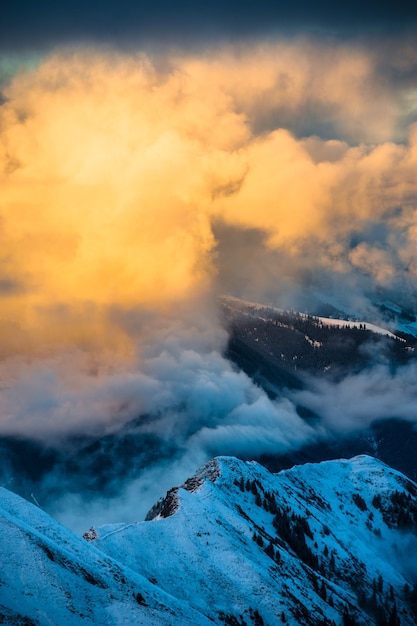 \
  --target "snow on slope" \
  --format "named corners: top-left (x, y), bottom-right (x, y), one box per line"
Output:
top-left (315, 316), bottom-right (399, 340)
top-left (0, 487), bottom-right (212, 625)
top-left (2, 455), bottom-right (416, 625)
top-left (94, 455), bottom-right (417, 626)
top-left (221, 295), bottom-right (400, 340)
